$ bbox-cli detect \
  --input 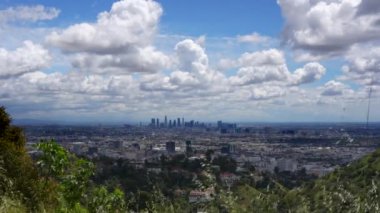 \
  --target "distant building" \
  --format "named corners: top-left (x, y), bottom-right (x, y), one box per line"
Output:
top-left (189, 188), bottom-right (214, 203)
top-left (156, 118), bottom-right (159, 127)
top-left (220, 128), bottom-right (228, 134)
top-left (277, 158), bottom-right (297, 172)
top-left (186, 140), bottom-right (192, 154)
top-left (165, 115), bottom-right (168, 127)
top-left (177, 118), bottom-right (181, 127)
top-left (217, 120), bottom-right (223, 129)
top-left (217, 120), bottom-right (237, 133)
top-left (221, 146), bottom-right (229, 154)
top-left (72, 142), bottom-right (86, 154)
top-left (151, 118), bottom-right (155, 127)
top-left (221, 144), bottom-right (236, 154)
top-left (166, 141), bottom-right (175, 153)
top-left (147, 167), bottom-right (162, 174)
top-left (132, 143), bottom-right (140, 150)
top-left (220, 172), bottom-right (240, 187)
top-left (88, 147), bottom-right (98, 155)
top-left (112, 141), bottom-right (123, 149)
